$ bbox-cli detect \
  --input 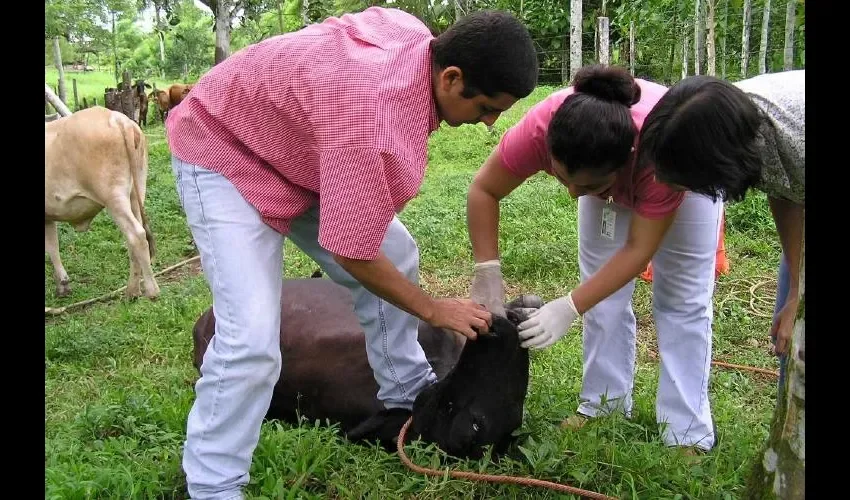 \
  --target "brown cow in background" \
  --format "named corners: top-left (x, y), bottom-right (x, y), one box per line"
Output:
top-left (168, 84), bottom-right (194, 109)
top-left (149, 89), bottom-right (170, 122)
